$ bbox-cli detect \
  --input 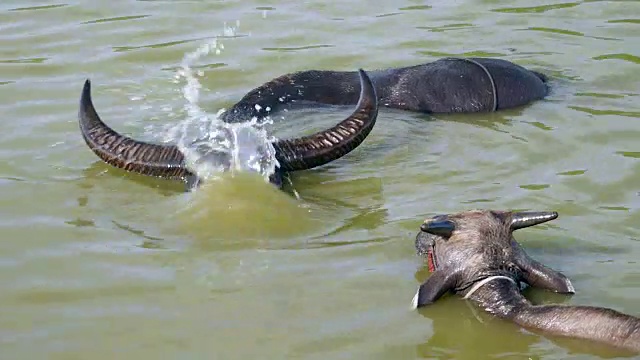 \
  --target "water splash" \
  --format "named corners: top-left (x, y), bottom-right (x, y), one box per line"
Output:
top-left (168, 22), bottom-right (278, 183)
